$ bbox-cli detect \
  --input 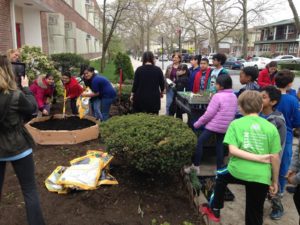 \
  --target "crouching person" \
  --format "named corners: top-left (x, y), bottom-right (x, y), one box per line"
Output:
top-left (200, 91), bottom-right (281, 225)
